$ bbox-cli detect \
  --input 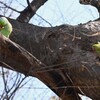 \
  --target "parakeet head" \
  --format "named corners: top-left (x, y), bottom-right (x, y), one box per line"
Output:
top-left (0, 17), bottom-right (9, 27)
top-left (92, 42), bottom-right (100, 54)
top-left (0, 17), bottom-right (12, 37)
